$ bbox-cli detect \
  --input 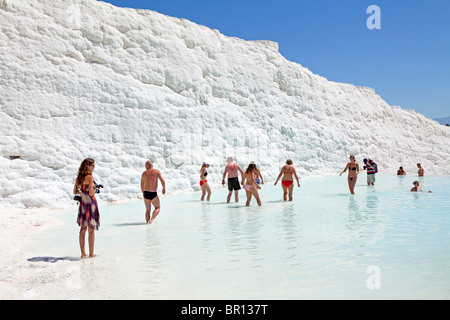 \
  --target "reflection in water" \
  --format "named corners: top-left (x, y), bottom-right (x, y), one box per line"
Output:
top-left (200, 203), bottom-right (213, 254)
top-left (397, 174), bottom-right (406, 188)
top-left (243, 210), bottom-right (263, 256)
top-left (348, 196), bottom-right (360, 214)
top-left (280, 202), bottom-right (296, 242)
top-left (346, 196), bottom-right (364, 230)
top-left (224, 206), bottom-right (264, 268)
top-left (141, 223), bottom-right (168, 298)
top-left (279, 203), bottom-right (301, 267)
top-left (365, 189), bottom-right (379, 213)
